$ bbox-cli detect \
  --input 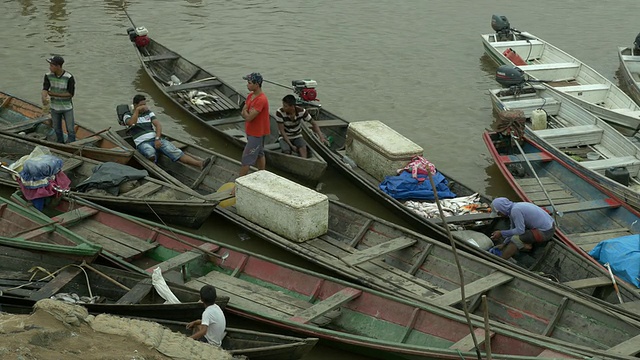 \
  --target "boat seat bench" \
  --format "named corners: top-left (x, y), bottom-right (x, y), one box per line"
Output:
top-left (449, 328), bottom-right (495, 352)
top-left (499, 152), bottom-right (553, 164)
top-left (290, 287), bottom-right (362, 324)
top-left (554, 84), bottom-right (610, 93)
top-left (535, 125), bottom-right (604, 148)
top-left (582, 156), bottom-right (640, 171)
top-left (341, 236), bottom-right (416, 266)
top-left (116, 278), bottom-right (153, 304)
top-left (563, 276), bottom-right (612, 290)
top-left (147, 243), bottom-right (219, 275)
top-left (546, 198), bottom-right (621, 214)
top-left (142, 53), bottom-right (180, 62)
top-left (430, 272), bottom-right (513, 306)
top-left (29, 267), bottom-right (83, 301)
top-left (518, 62), bottom-right (579, 71)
